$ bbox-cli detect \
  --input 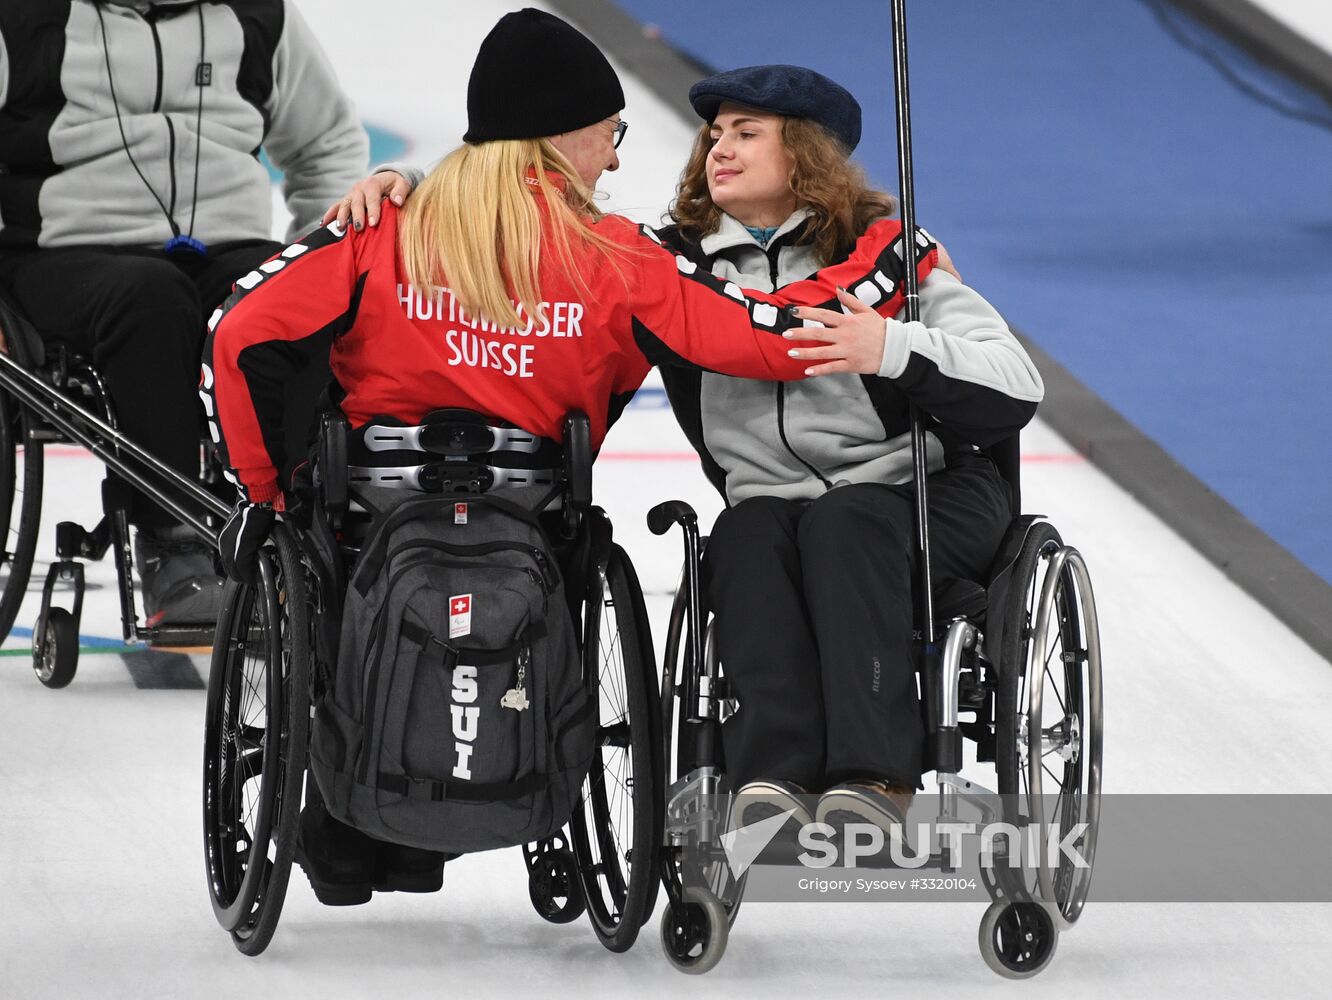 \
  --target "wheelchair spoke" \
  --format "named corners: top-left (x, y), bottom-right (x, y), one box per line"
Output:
top-left (237, 747), bottom-right (265, 782)
top-left (1042, 662), bottom-right (1067, 715)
